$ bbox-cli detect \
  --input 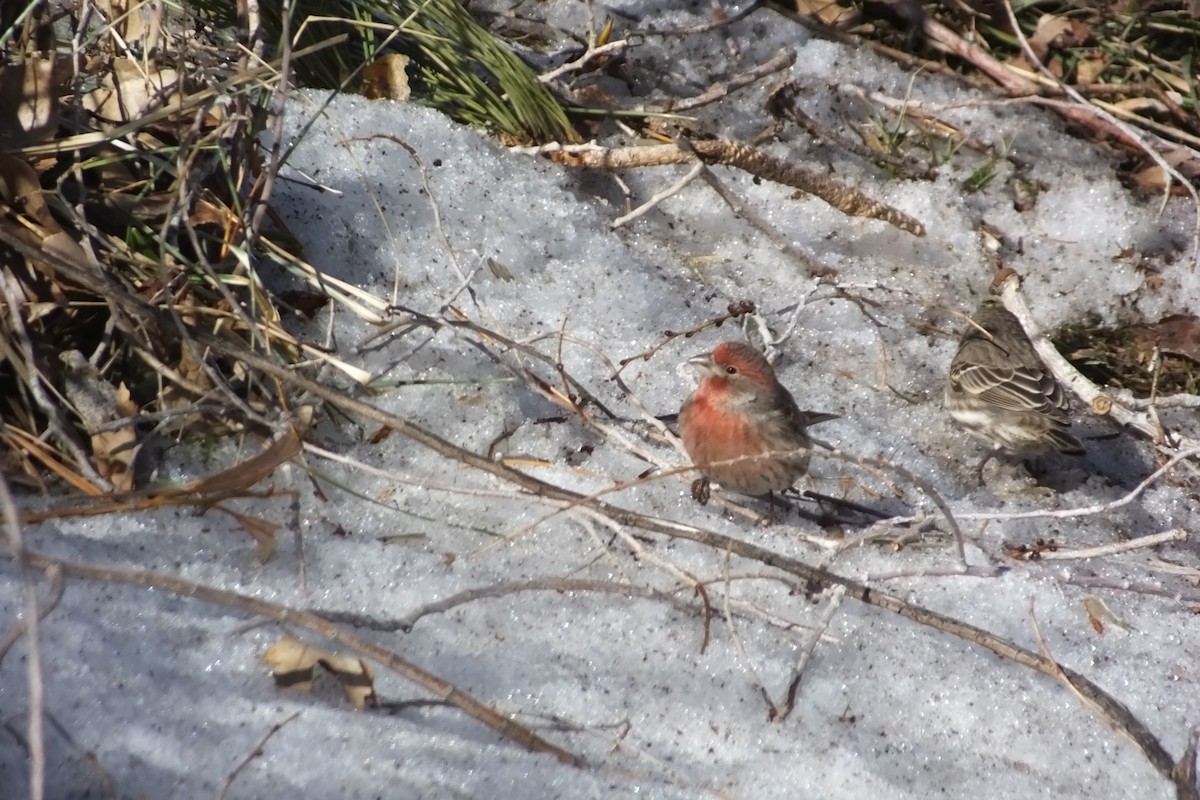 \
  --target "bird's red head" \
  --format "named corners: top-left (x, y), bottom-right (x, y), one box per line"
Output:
top-left (707, 342), bottom-right (776, 390)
